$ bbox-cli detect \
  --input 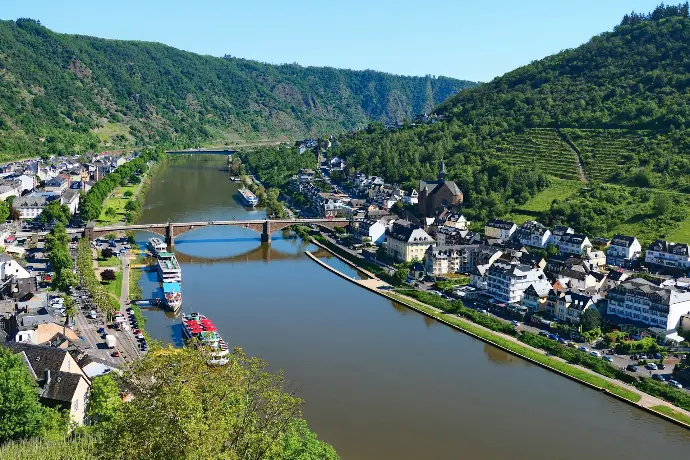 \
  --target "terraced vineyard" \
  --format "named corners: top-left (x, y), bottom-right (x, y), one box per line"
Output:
top-left (560, 129), bottom-right (652, 182)
top-left (493, 129), bottom-right (581, 180)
